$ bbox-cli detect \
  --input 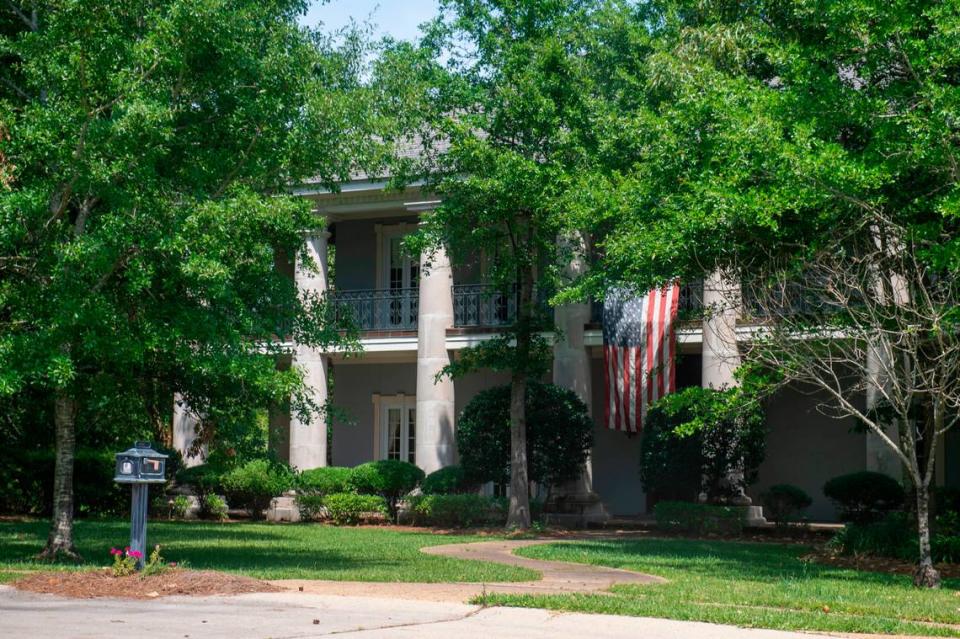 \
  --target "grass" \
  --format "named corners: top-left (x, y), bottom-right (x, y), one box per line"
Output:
top-left (0, 519), bottom-right (536, 583)
top-left (479, 537), bottom-right (960, 637)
